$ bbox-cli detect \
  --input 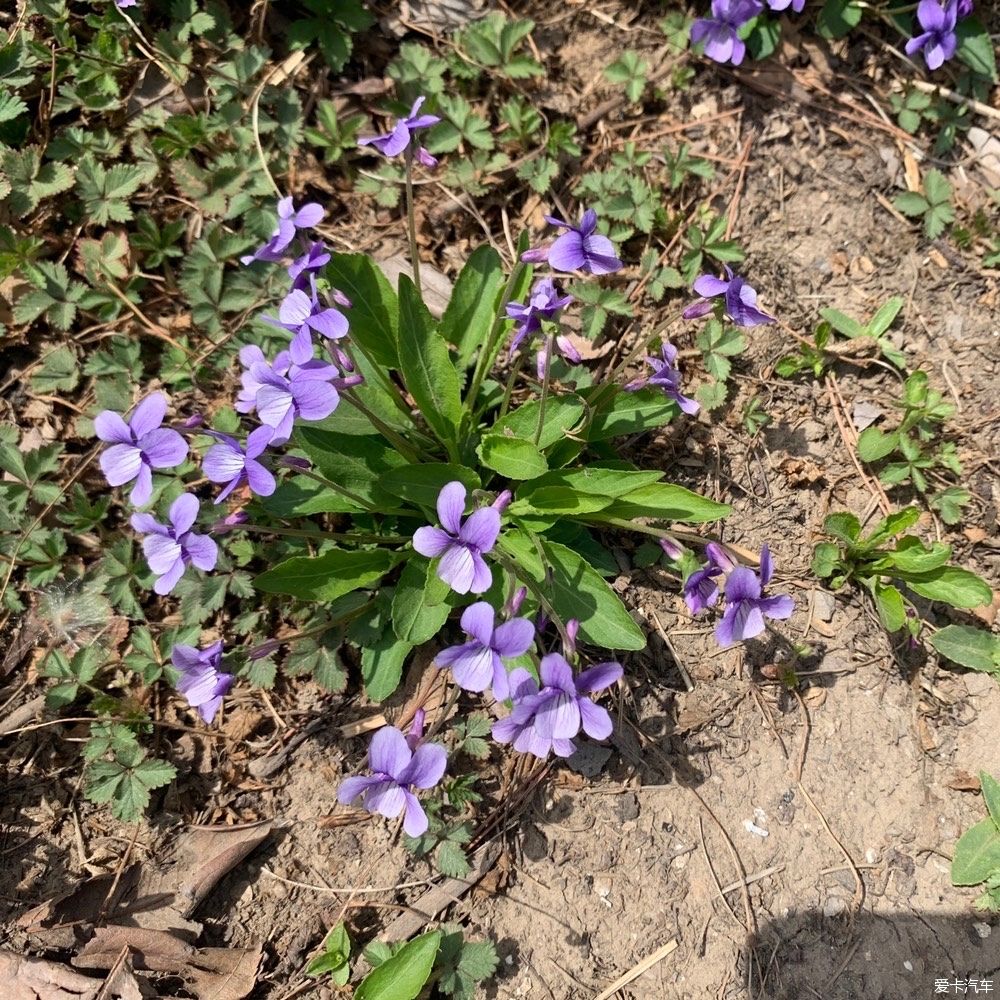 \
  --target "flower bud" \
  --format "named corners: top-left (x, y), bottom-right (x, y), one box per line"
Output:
top-left (249, 639), bottom-right (280, 661)
top-left (564, 618), bottom-right (579, 657)
top-left (492, 489), bottom-right (512, 513)
top-left (335, 374), bottom-right (365, 390)
top-left (180, 413), bottom-right (205, 430)
top-left (682, 300), bottom-right (713, 321)
top-left (406, 708), bottom-right (426, 749)
top-left (415, 147), bottom-right (438, 169)
top-left (520, 246), bottom-right (550, 264)
top-left (280, 455), bottom-right (312, 471)
top-left (506, 586), bottom-right (528, 618)
top-left (659, 537), bottom-right (684, 561)
top-left (705, 542), bottom-right (736, 574)
top-left (210, 511), bottom-right (249, 535)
